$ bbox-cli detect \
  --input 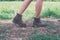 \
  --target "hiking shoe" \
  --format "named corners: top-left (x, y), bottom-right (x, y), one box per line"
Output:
top-left (13, 14), bottom-right (26, 27)
top-left (32, 18), bottom-right (47, 27)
